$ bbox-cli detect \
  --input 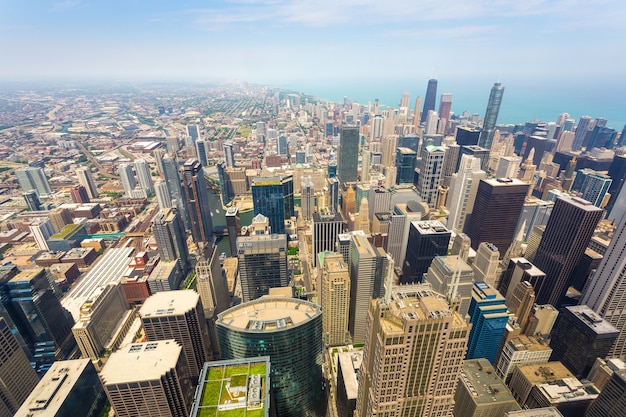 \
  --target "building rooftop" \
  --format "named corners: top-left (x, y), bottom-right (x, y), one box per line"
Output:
top-left (460, 359), bottom-right (518, 405)
top-left (505, 408), bottom-right (564, 417)
top-left (508, 335), bottom-right (552, 352)
top-left (517, 362), bottom-right (574, 385)
top-left (140, 289), bottom-right (199, 318)
top-left (436, 255), bottom-right (473, 274)
top-left (509, 258), bottom-right (546, 277)
top-left (217, 297), bottom-right (321, 333)
top-left (534, 377), bottom-right (599, 405)
top-left (10, 267), bottom-right (44, 283)
top-left (16, 359), bottom-right (93, 417)
top-left (100, 340), bottom-right (182, 385)
top-left (564, 305), bottom-right (619, 335)
top-left (411, 219), bottom-right (449, 235)
top-left (337, 352), bottom-right (362, 401)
